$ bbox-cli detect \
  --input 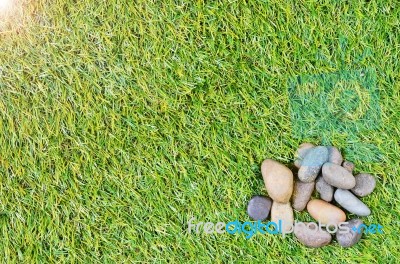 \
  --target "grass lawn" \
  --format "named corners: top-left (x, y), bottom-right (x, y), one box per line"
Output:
top-left (0, 0), bottom-right (399, 262)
